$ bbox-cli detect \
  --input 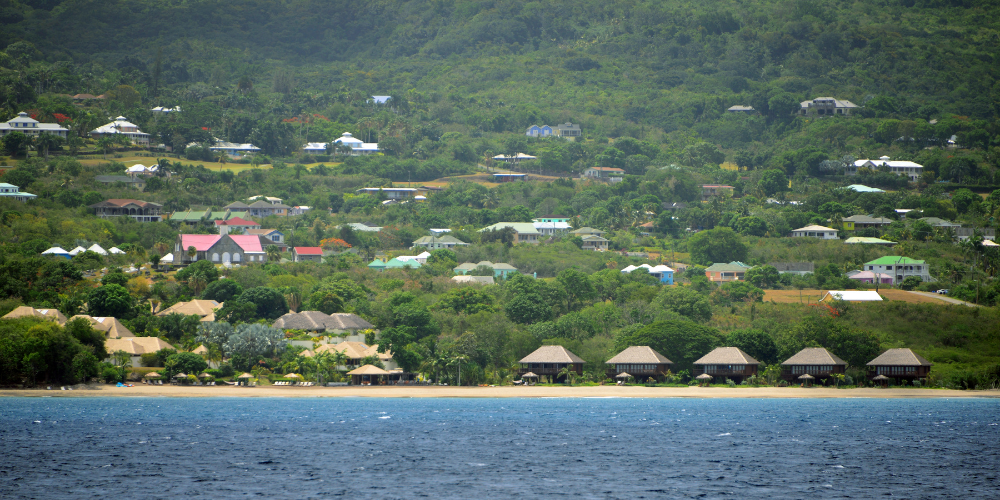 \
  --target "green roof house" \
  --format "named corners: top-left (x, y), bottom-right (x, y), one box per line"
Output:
top-left (384, 257), bottom-right (421, 269)
top-left (367, 258), bottom-right (387, 271)
top-left (863, 256), bottom-right (931, 284)
top-left (705, 262), bottom-right (752, 282)
top-left (479, 222), bottom-right (541, 245)
top-left (412, 235), bottom-right (469, 250)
